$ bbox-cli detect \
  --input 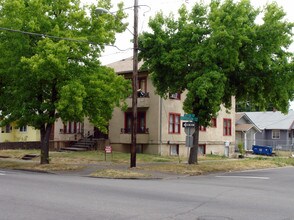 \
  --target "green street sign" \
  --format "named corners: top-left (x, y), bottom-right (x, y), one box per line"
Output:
top-left (180, 114), bottom-right (198, 122)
